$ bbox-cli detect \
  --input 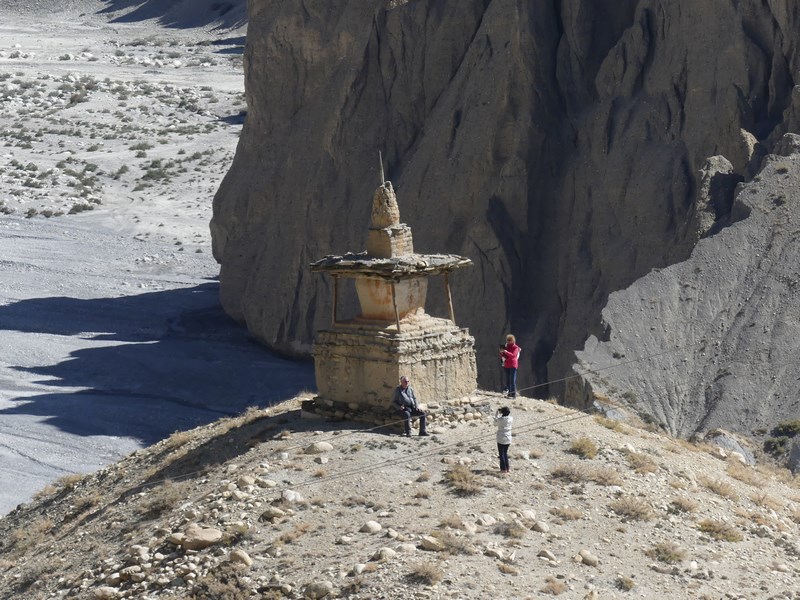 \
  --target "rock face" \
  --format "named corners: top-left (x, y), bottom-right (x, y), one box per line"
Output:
top-left (211, 0), bottom-right (800, 400)
top-left (570, 136), bottom-right (800, 437)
